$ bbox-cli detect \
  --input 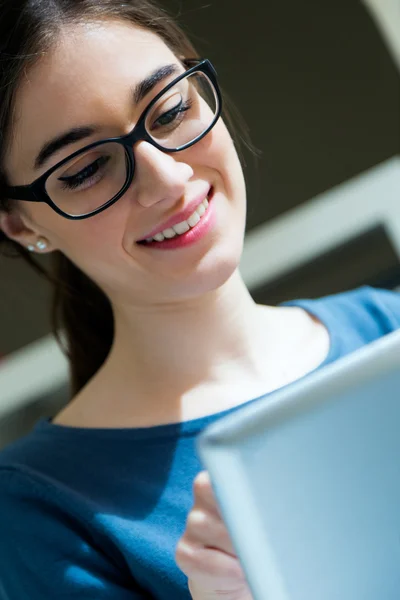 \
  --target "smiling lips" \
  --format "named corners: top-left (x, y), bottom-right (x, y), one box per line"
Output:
top-left (144, 197), bottom-right (209, 243)
top-left (138, 186), bottom-right (213, 244)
